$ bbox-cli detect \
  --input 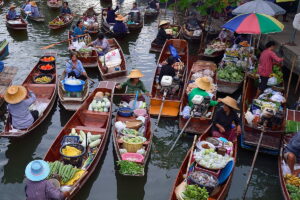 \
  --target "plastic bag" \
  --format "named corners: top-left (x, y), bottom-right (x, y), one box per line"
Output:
top-left (181, 106), bottom-right (191, 119)
top-left (267, 77), bottom-right (277, 86)
top-left (245, 111), bottom-right (254, 125)
top-left (105, 49), bottom-right (121, 68)
top-left (115, 121), bottom-right (126, 133)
